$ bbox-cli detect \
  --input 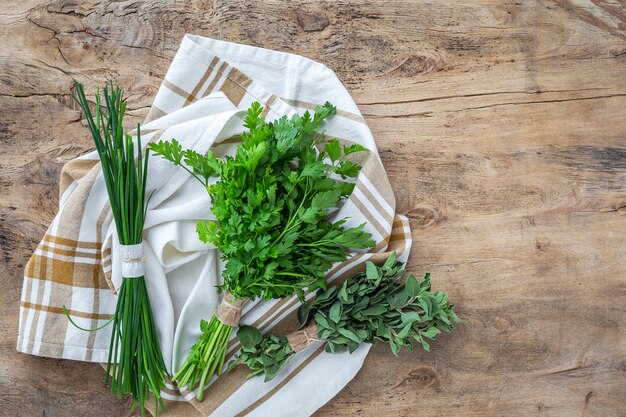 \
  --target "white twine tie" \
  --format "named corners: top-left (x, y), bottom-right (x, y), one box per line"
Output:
top-left (120, 243), bottom-right (144, 278)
